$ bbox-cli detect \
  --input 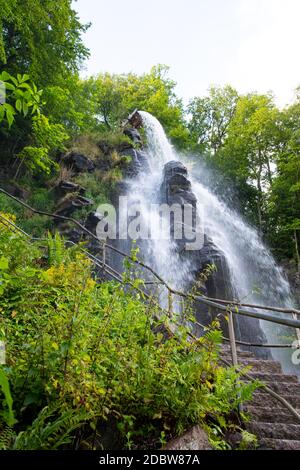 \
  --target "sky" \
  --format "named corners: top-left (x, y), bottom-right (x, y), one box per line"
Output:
top-left (73, 0), bottom-right (300, 108)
